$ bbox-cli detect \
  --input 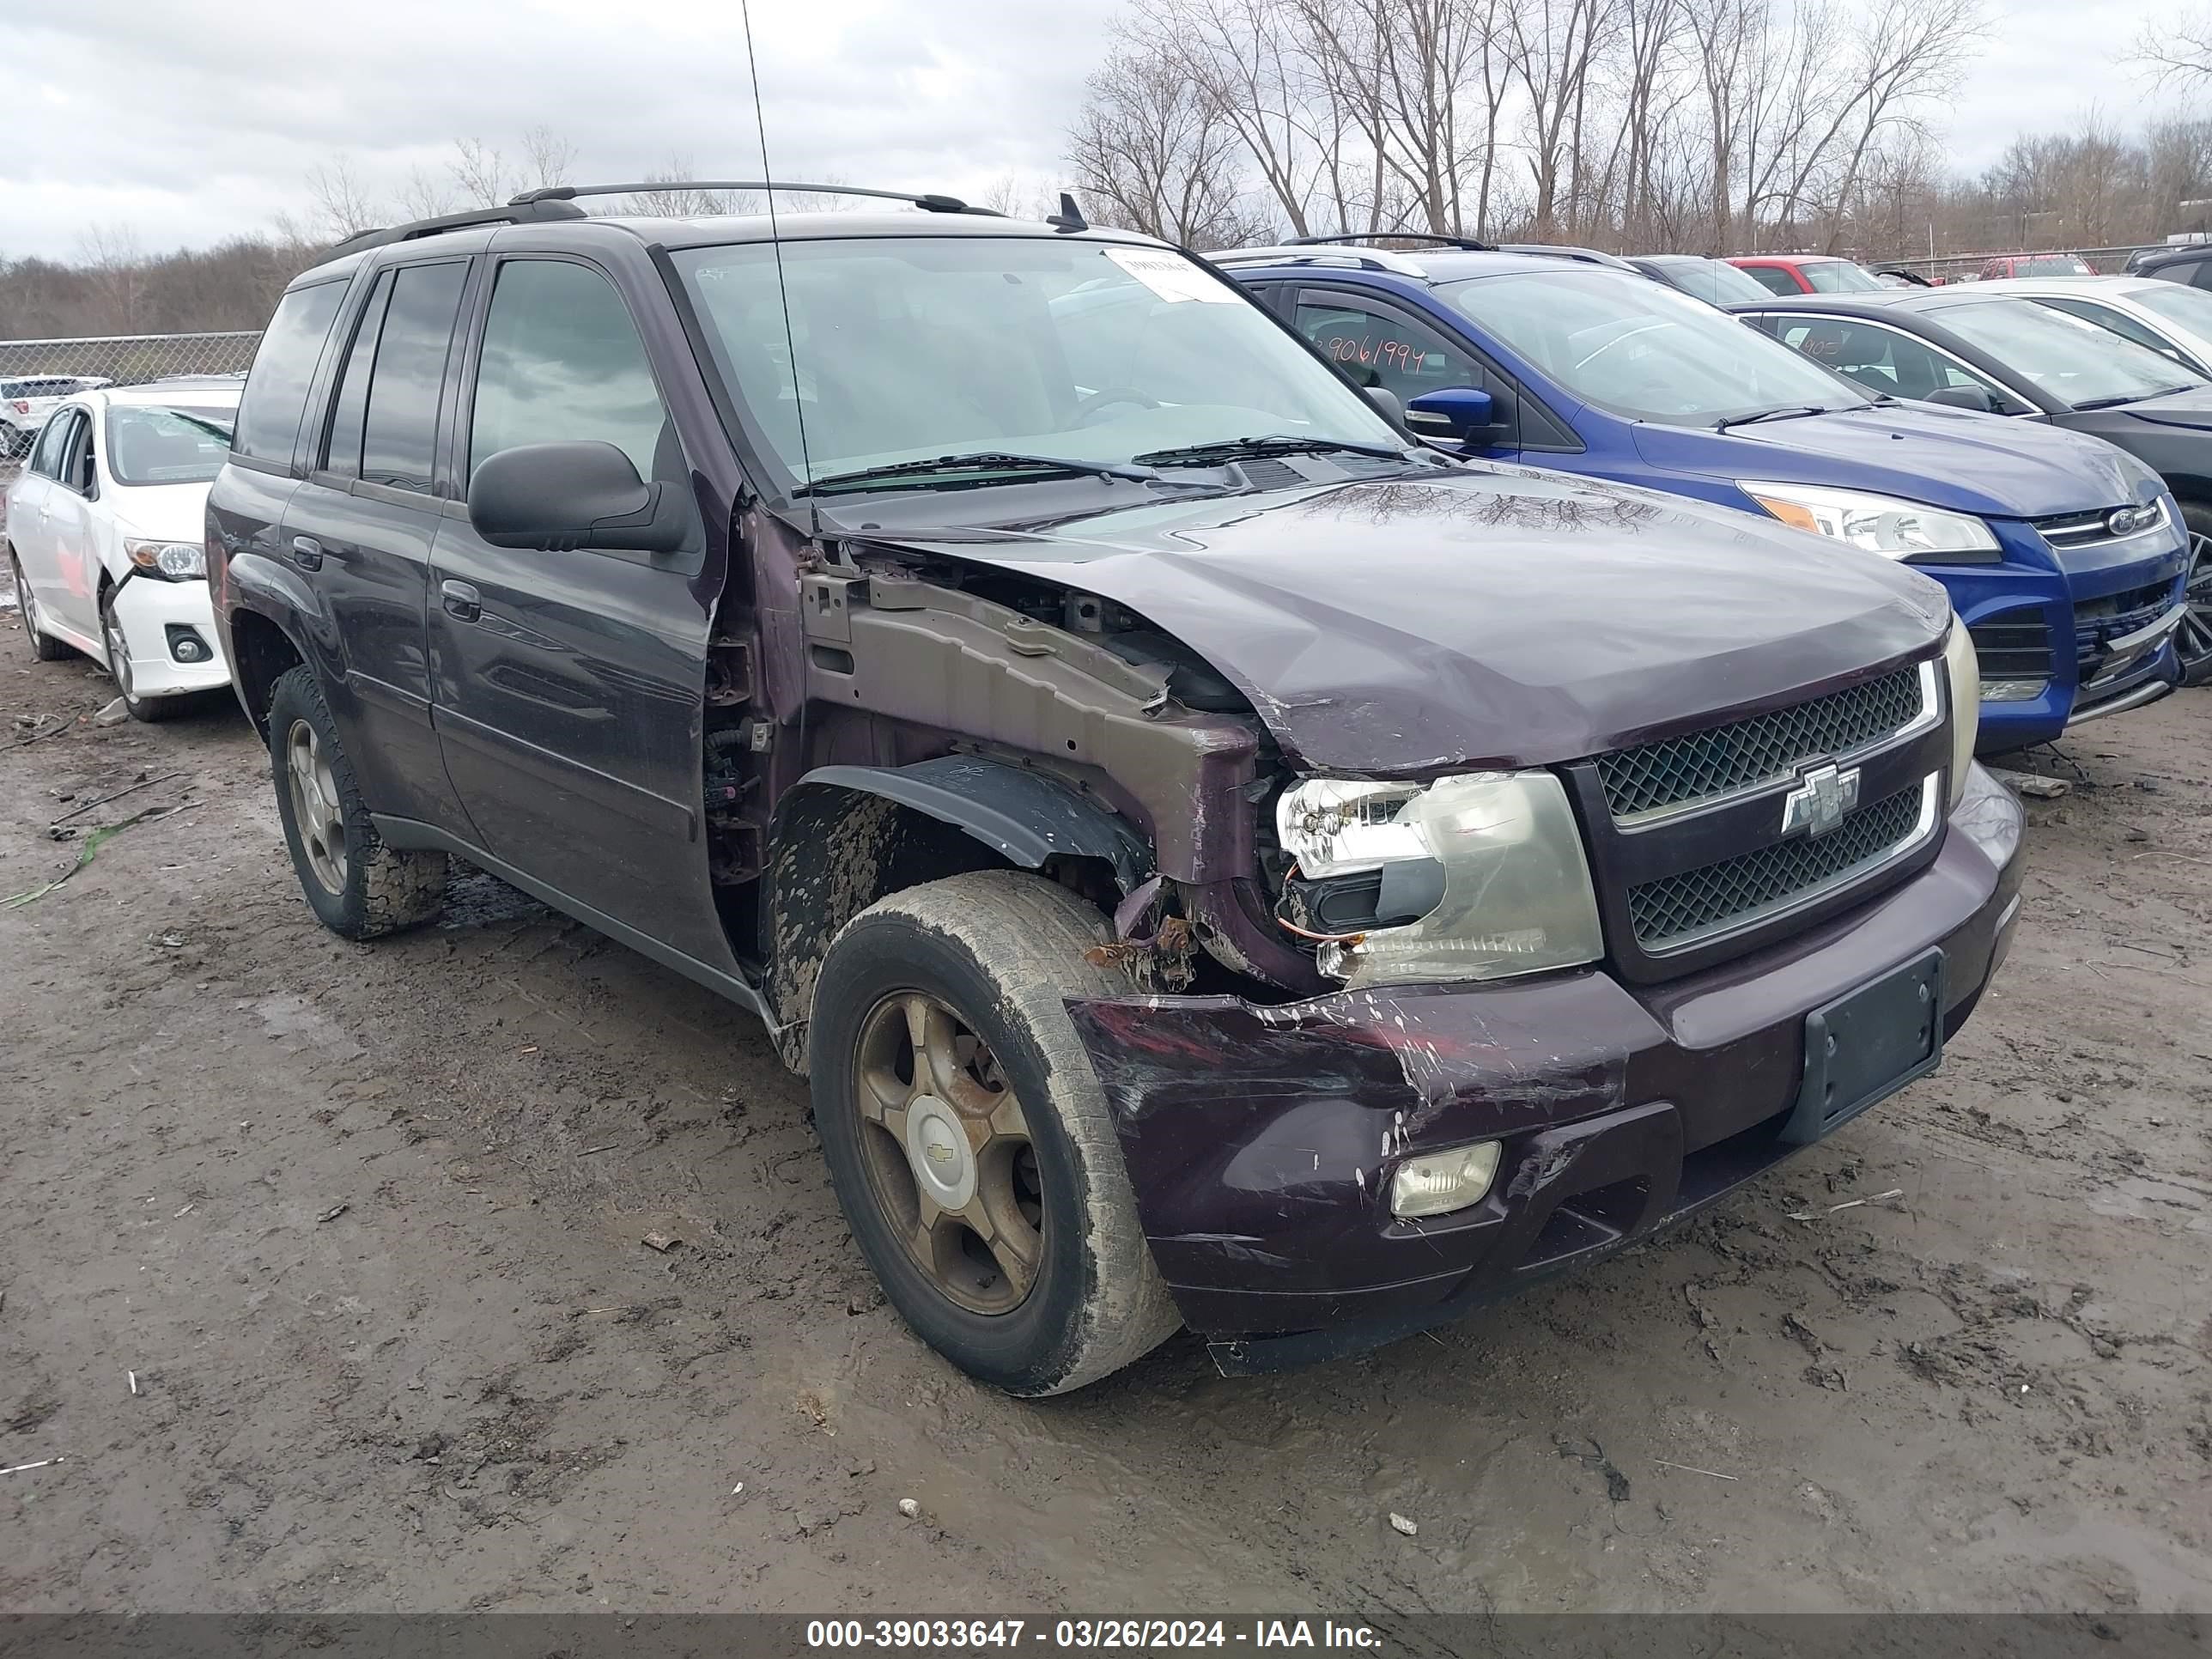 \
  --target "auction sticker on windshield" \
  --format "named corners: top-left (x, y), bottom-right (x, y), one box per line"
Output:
top-left (1106, 246), bottom-right (1238, 302)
